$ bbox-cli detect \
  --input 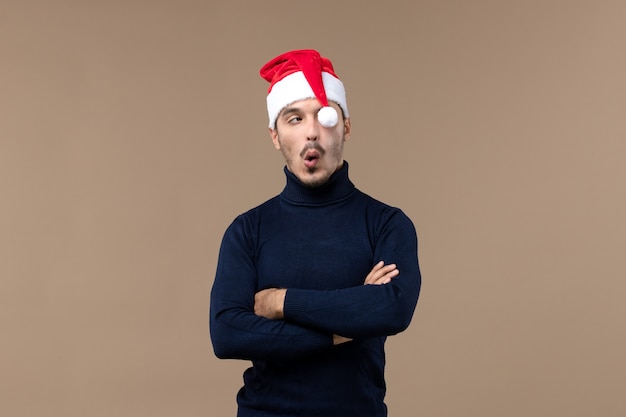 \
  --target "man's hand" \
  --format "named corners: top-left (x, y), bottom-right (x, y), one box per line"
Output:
top-left (254, 288), bottom-right (286, 319)
top-left (364, 261), bottom-right (399, 285)
top-left (333, 334), bottom-right (352, 345)
top-left (254, 262), bottom-right (396, 329)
